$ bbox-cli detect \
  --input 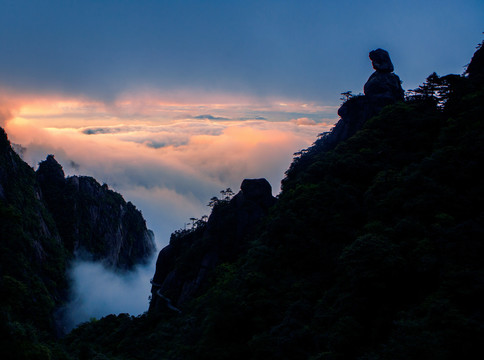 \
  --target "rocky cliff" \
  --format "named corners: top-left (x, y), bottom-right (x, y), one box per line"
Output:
top-left (149, 178), bottom-right (276, 311)
top-left (332, 48), bottom-right (404, 147)
top-left (37, 155), bottom-right (155, 269)
top-left (1, 127), bottom-right (69, 353)
top-left (0, 126), bottom-right (155, 357)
